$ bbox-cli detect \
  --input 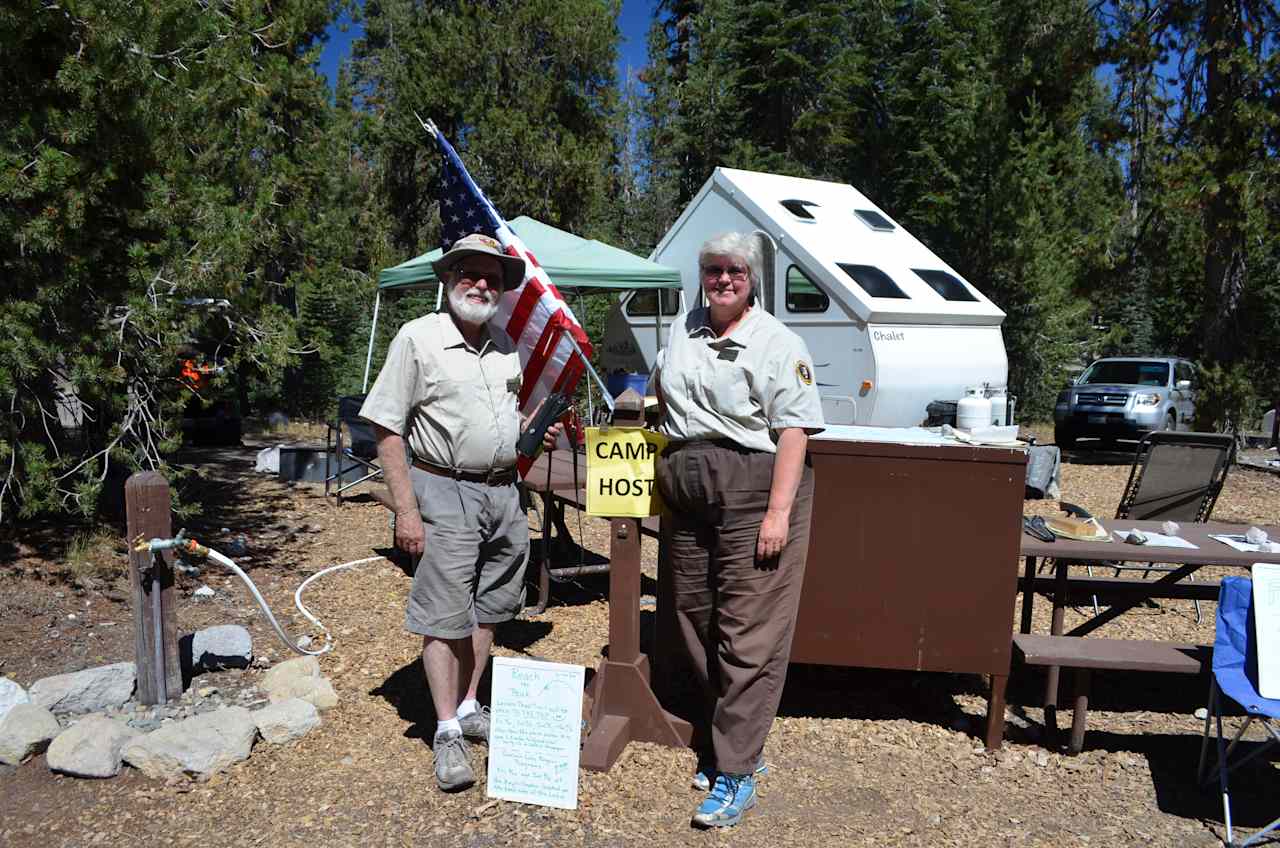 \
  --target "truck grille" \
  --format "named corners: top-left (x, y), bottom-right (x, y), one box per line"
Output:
top-left (1076, 393), bottom-right (1128, 406)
